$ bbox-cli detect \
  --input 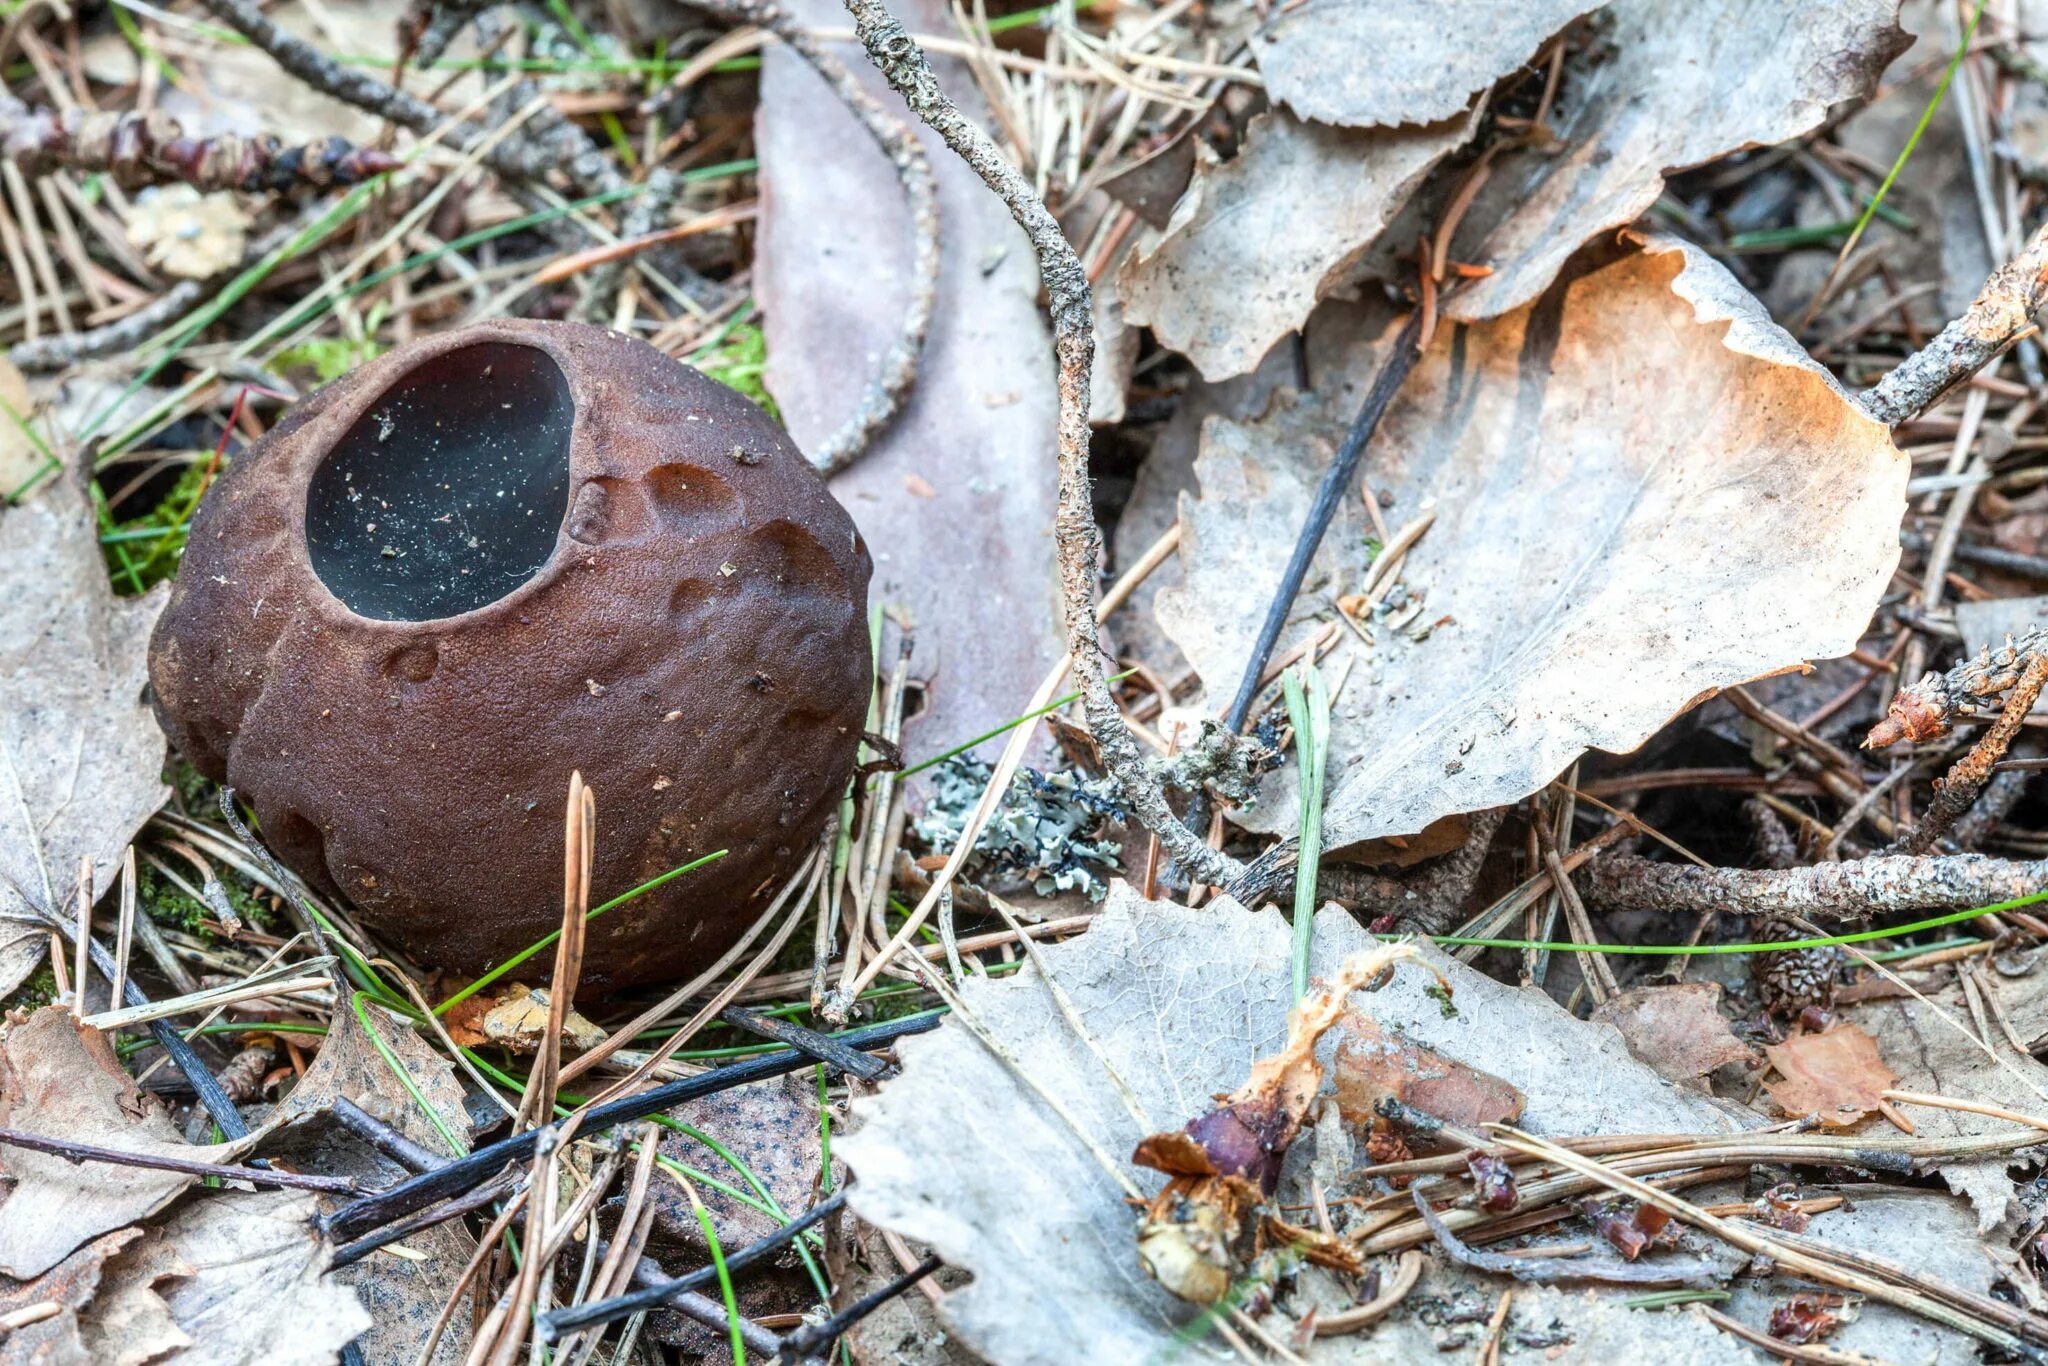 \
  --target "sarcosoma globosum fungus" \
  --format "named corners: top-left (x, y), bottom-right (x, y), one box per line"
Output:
top-left (147, 320), bottom-right (873, 991)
